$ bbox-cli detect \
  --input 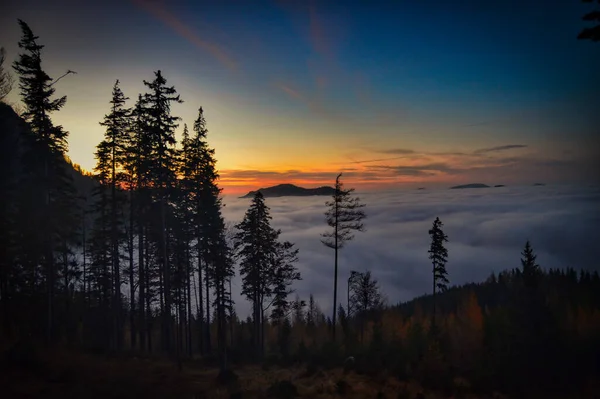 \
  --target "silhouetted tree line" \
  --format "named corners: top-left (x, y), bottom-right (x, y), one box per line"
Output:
top-left (0, 20), bottom-right (301, 373)
top-left (1, 20), bottom-right (599, 399)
